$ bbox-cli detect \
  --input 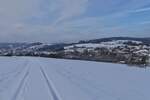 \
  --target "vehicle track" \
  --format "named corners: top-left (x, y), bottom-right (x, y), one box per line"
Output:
top-left (39, 65), bottom-right (61, 100)
top-left (0, 59), bottom-right (28, 84)
top-left (11, 60), bottom-right (30, 100)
